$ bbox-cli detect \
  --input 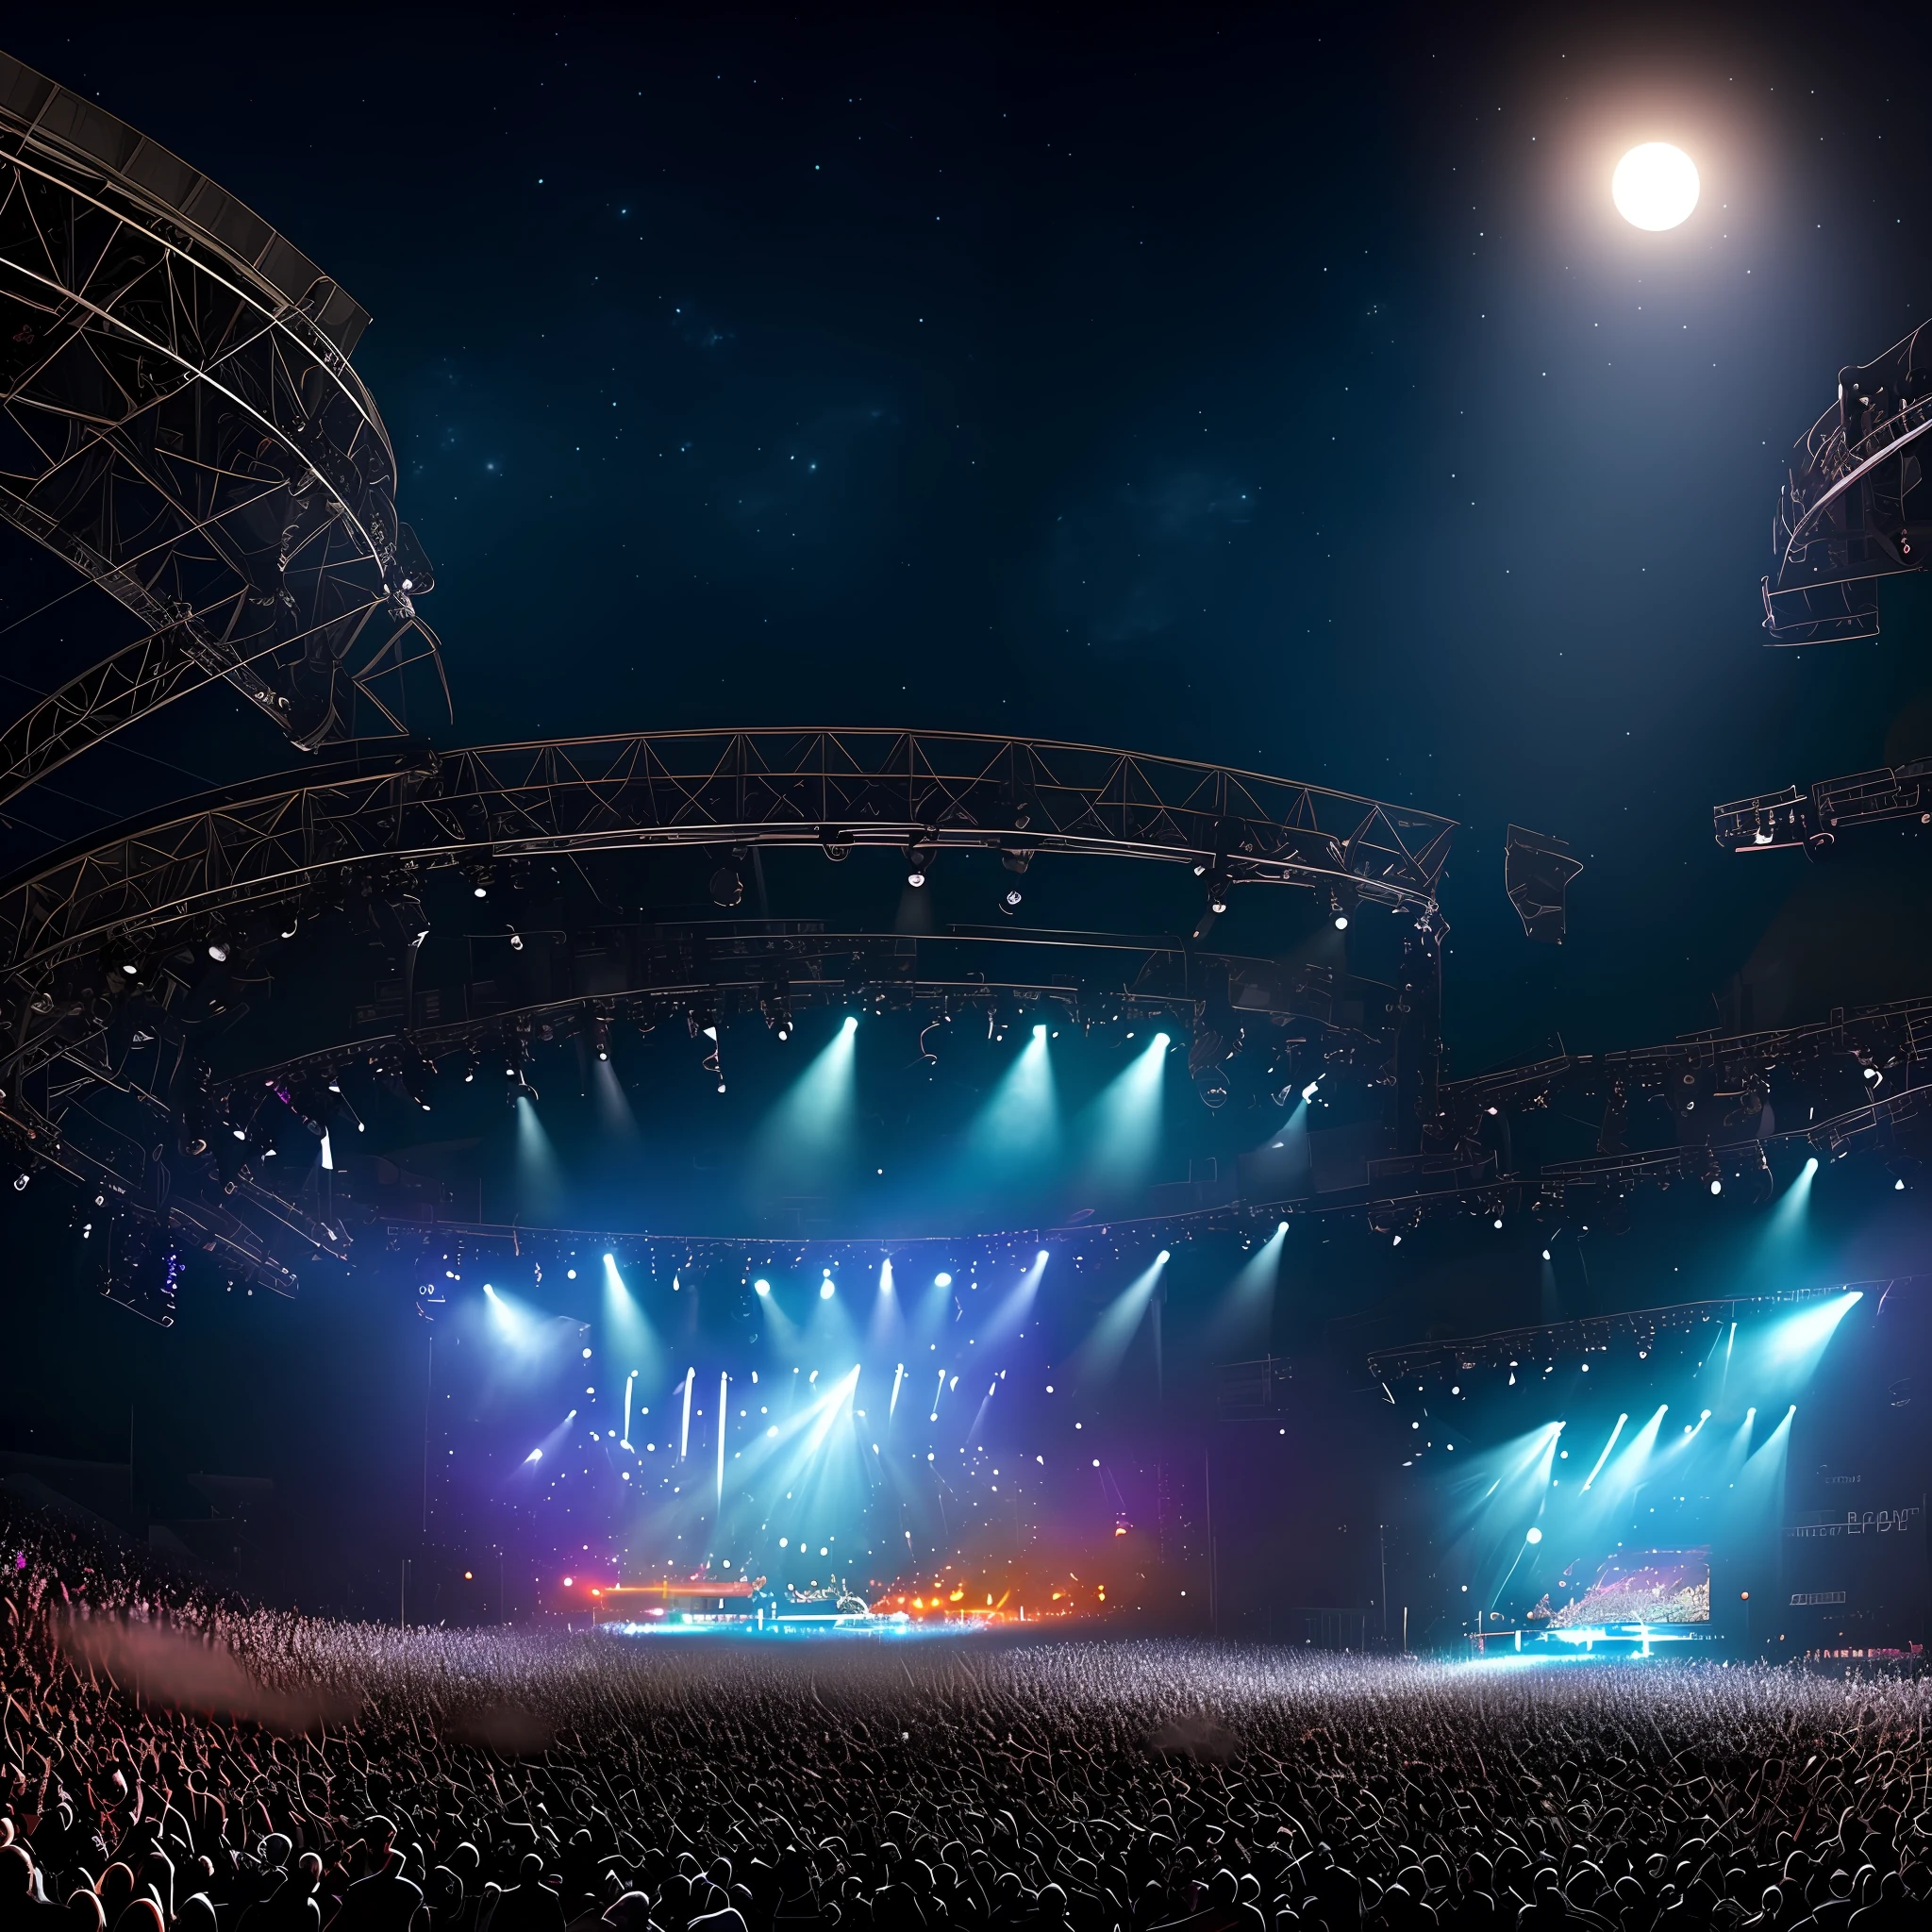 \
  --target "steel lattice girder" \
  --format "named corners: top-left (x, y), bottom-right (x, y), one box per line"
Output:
top-left (1434, 996), bottom-right (1932, 1126)
top-left (0, 727), bottom-right (1456, 998)
top-left (0, 49), bottom-right (437, 800)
